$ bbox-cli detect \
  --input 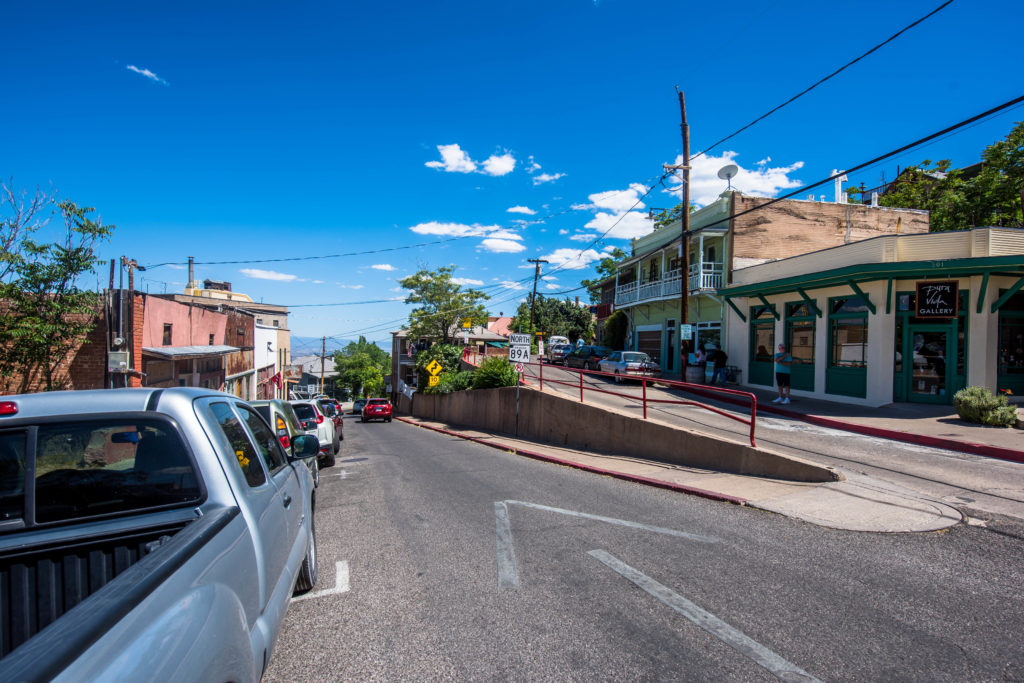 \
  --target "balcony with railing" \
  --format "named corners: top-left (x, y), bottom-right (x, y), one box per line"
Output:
top-left (689, 262), bottom-right (724, 292)
top-left (614, 269), bottom-right (682, 307)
